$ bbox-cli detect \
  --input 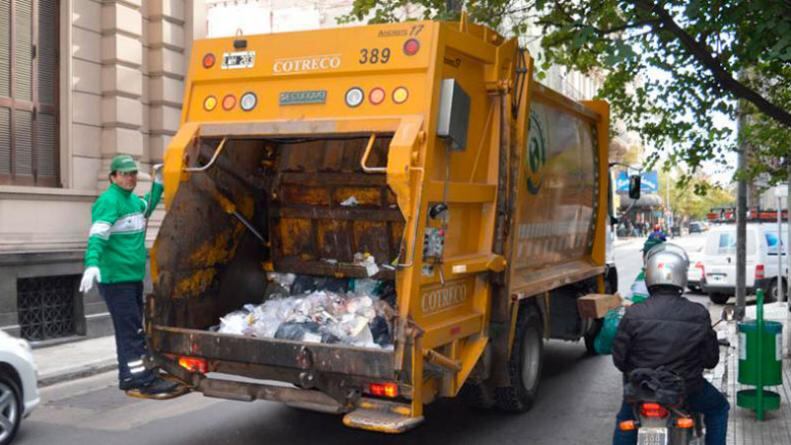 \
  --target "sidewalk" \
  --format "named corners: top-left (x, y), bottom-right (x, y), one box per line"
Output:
top-left (716, 302), bottom-right (791, 444)
top-left (33, 335), bottom-right (117, 387)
